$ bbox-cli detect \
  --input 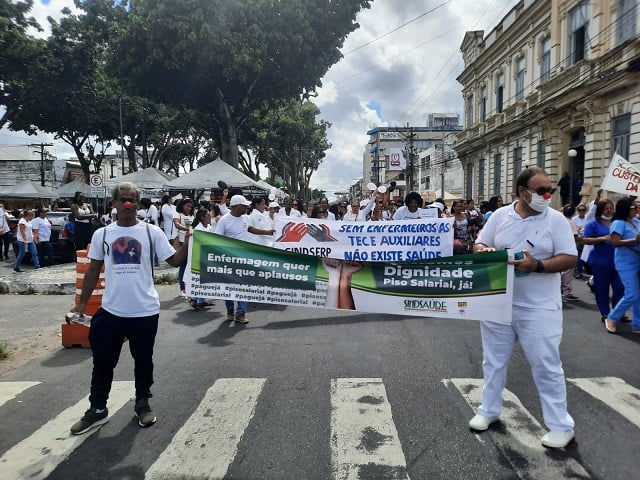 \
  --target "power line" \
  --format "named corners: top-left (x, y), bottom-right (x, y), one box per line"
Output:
top-left (343, 0), bottom-right (455, 56)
